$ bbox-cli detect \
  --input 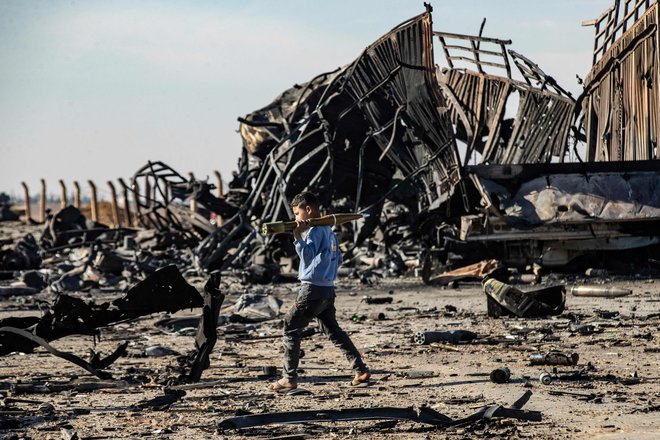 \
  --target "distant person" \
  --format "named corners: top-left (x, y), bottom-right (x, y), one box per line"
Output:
top-left (269, 191), bottom-right (370, 391)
